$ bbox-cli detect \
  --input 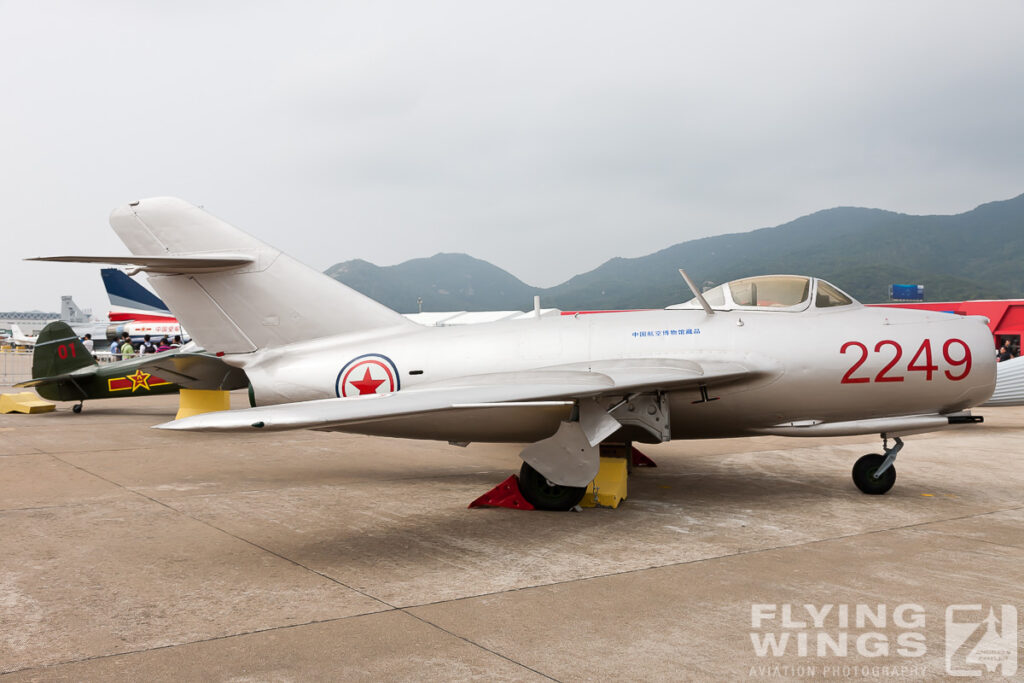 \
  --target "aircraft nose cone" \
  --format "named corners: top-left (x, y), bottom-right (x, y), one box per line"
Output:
top-left (959, 316), bottom-right (998, 406)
